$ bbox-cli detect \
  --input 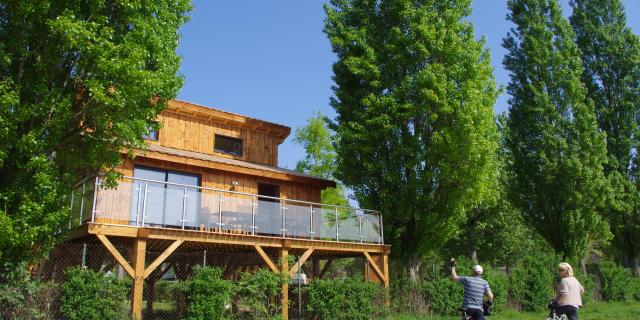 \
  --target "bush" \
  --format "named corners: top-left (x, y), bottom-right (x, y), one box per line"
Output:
top-left (308, 278), bottom-right (380, 320)
top-left (0, 264), bottom-right (59, 320)
top-left (423, 276), bottom-right (463, 315)
top-left (483, 266), bottom-right (508, 313)
top-left (630, 276), bottom-right (640, 302)
top-left (509, 259), bottom-right (553, 312)
top-left (573, 270), bottom-right (595, 304)
top-left (184, 266), bottom-right (234, 320)
top-left (599, 261), bottom-right (632, 302)
top-left (60, 267), bottom-right (128, 320)
top-left (236, 269), bottom-right (287, 320)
